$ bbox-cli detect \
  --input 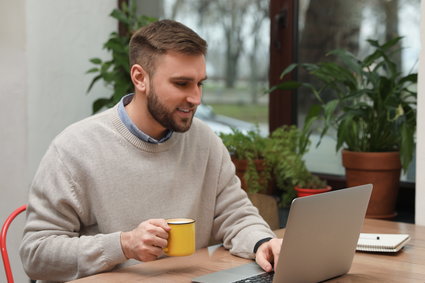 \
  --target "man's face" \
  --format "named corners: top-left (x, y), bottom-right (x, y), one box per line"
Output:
top-left (146, 51), bottom-right (207, 133)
